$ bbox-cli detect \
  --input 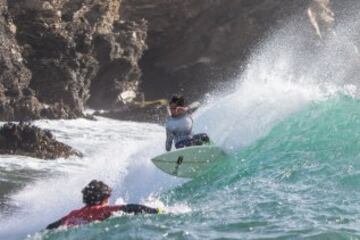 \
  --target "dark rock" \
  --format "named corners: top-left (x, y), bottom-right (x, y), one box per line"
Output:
top-left (94, 100), bottom-right (168, 124)
top-left (0, 122), bottom-right (82, 159)
top-left (121, 0), bottom-right (315, 100)
top-left (0, 1), bottom-right (34, 121)
top-left (22, 87), bottom-right (34, 97)
top-left (87, 19), bottom-right (148, 109)
top-left (1, 0), bottom-right (147, 121)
